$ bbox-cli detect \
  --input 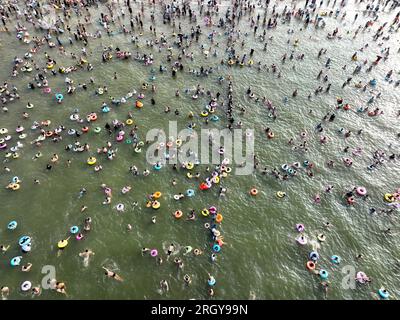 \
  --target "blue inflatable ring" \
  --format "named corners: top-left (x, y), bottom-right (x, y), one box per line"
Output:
top-left (70, 226), bottom-right (79, 234)
top-left (319, 269), bottom-right (329, 280)
top-left (212, 244), bottom-right (221, 253)
top-left (8, 220), bottom-right (18, 230)
top-left (10, 256), bottom-right (22, 266)
top-left (378, 289), bottom-right (389, 299)
top-left (309, 251), bottom-right (319, 261)
top-left (18, 236), bottom-right (31, 246)
top-left (331, 255), bottom-right (341, 264)
top-left (208, 278), bottom-right (216, 286)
